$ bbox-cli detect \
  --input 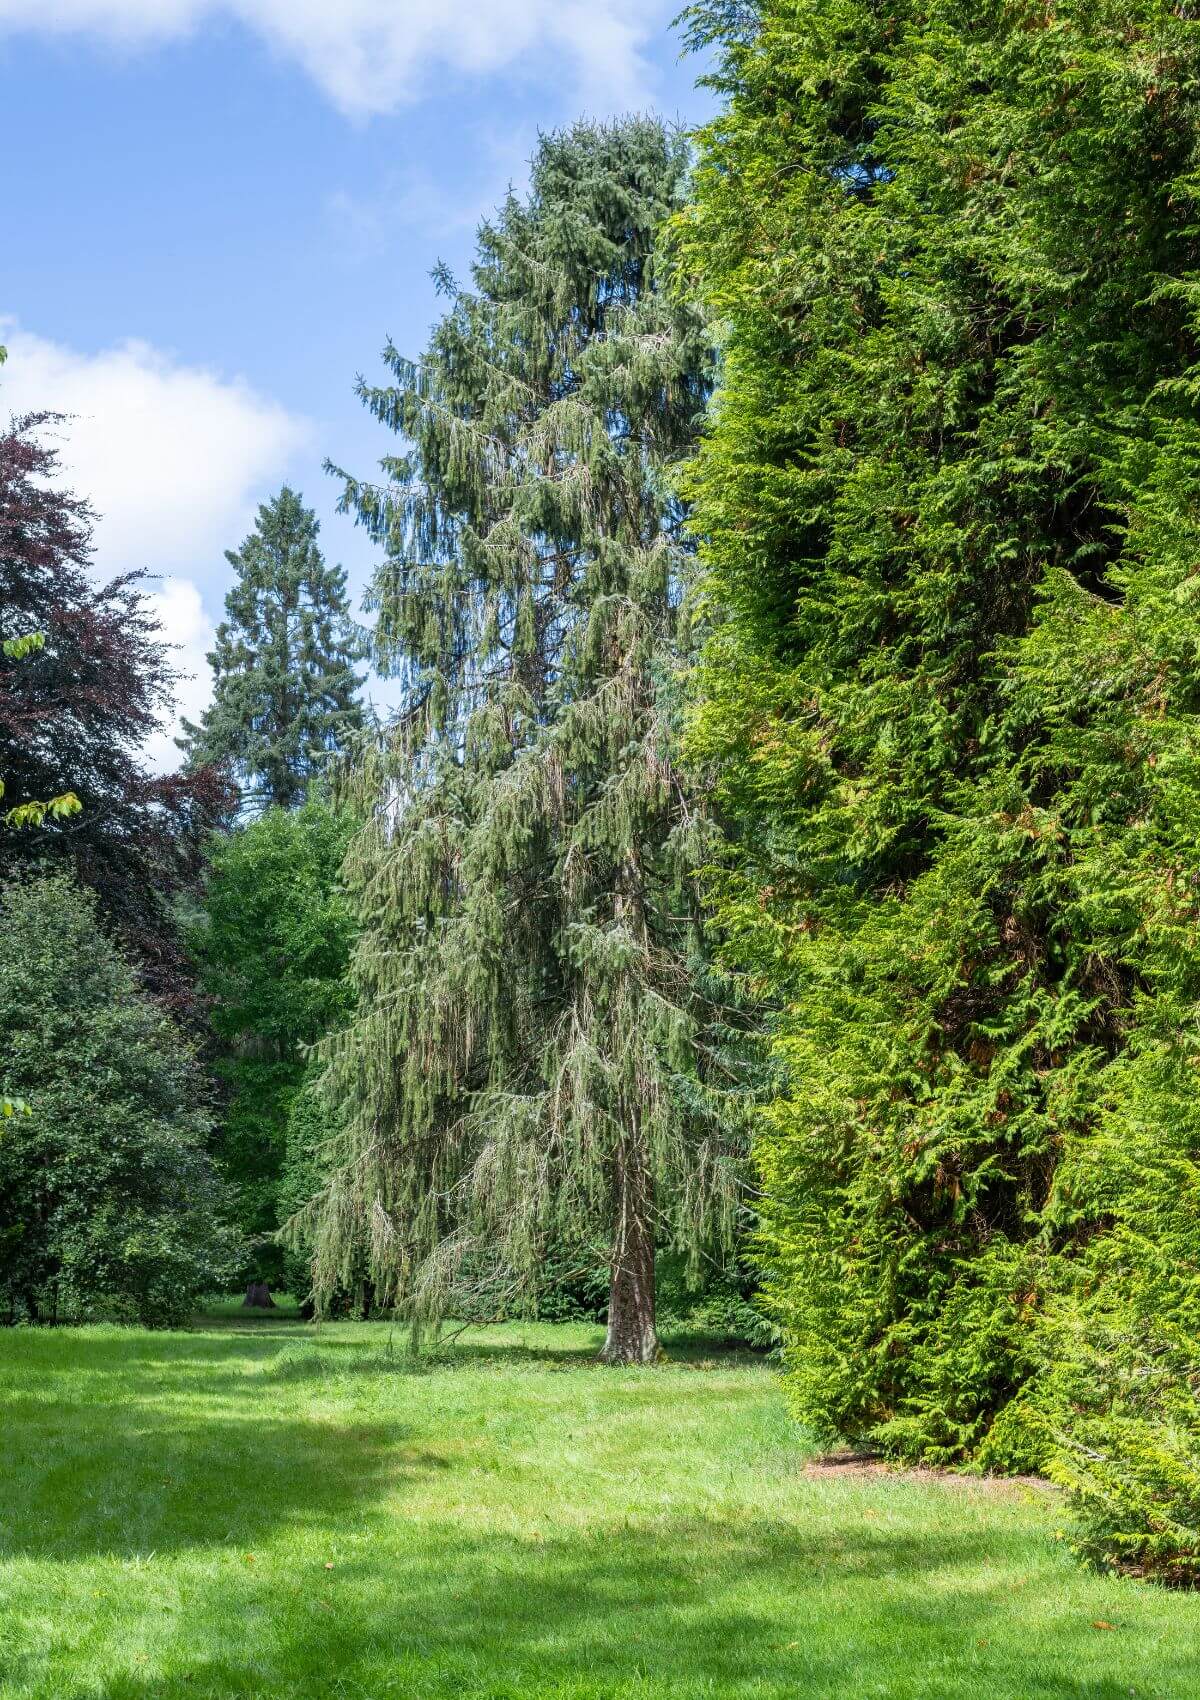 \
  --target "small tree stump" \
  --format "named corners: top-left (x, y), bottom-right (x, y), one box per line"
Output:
top-left (243, 1281), bottom-right (276, 1309)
